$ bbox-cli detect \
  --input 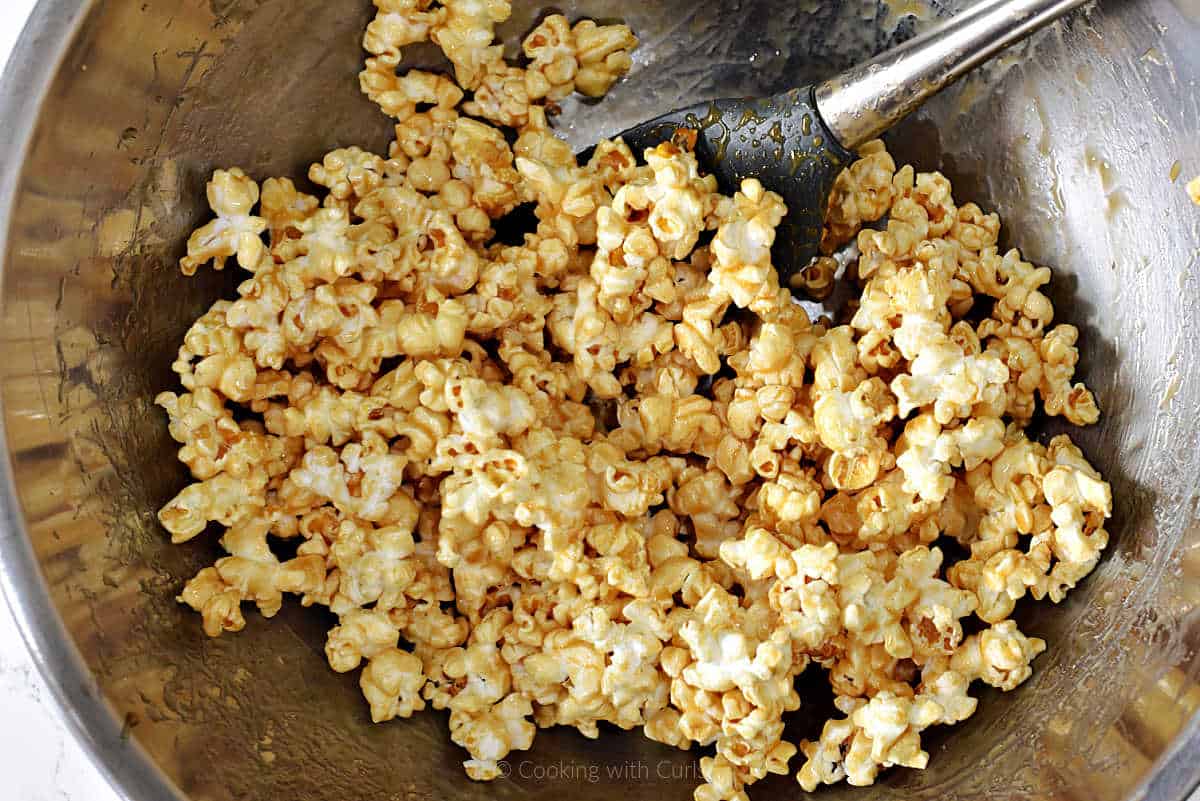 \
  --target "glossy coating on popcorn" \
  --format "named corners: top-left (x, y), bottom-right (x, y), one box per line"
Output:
top-left (159, 3), bottom-right (1111, 798)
